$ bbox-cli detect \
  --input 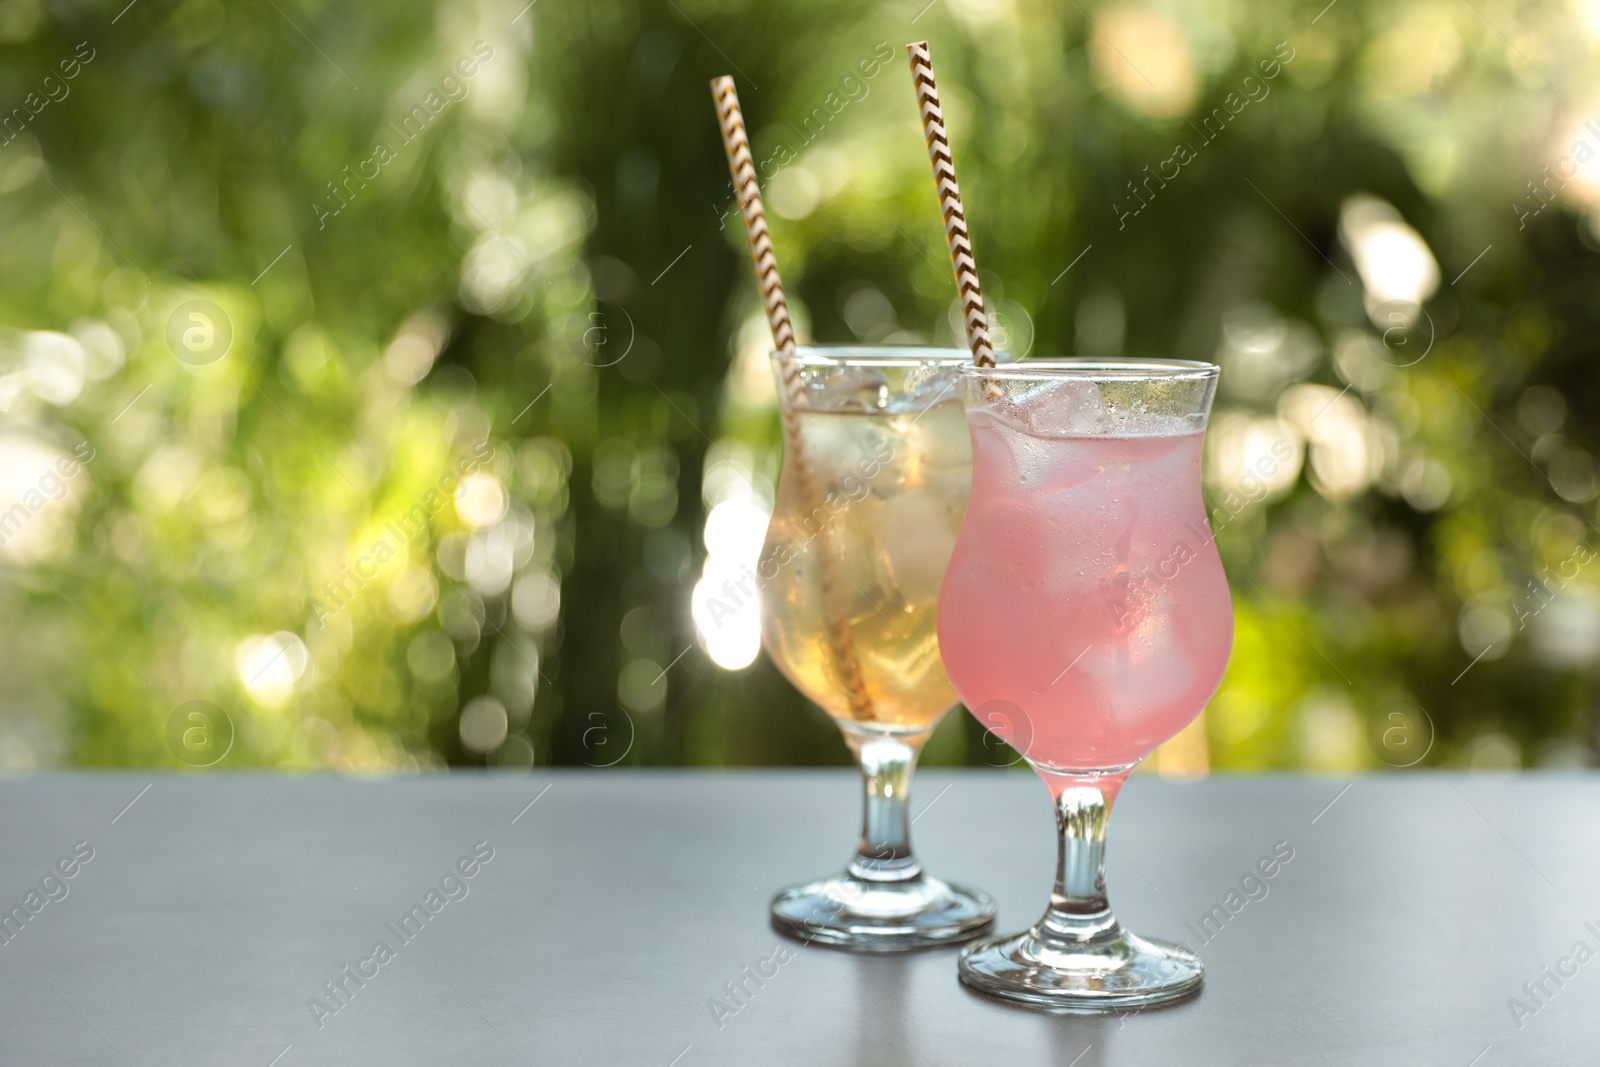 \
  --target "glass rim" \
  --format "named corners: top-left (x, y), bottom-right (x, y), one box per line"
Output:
top-left (782, 343), bottom-right (991, 368)
top-left (958, 358), bottom-right (1217, 382)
